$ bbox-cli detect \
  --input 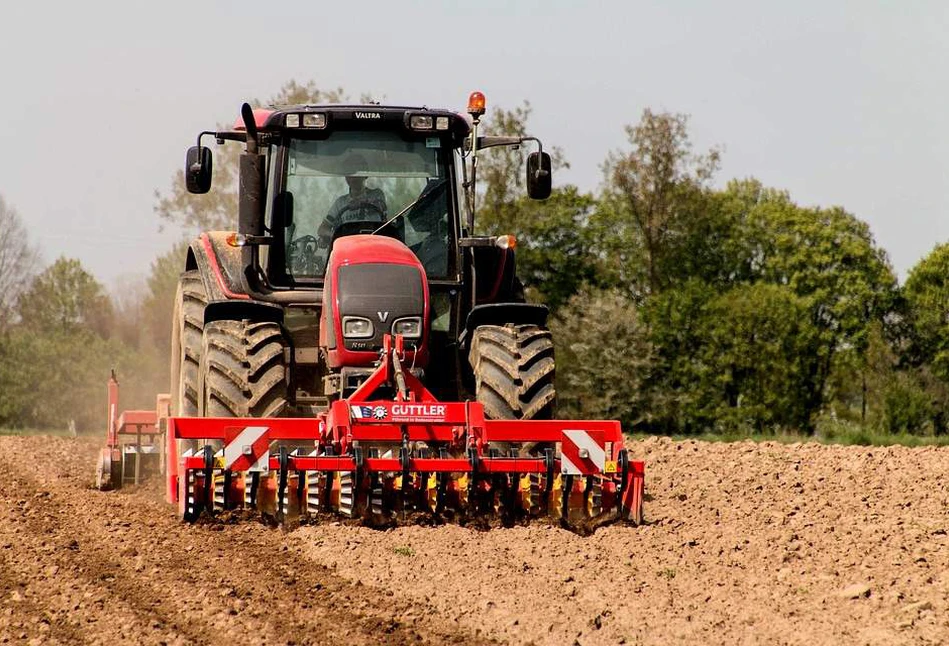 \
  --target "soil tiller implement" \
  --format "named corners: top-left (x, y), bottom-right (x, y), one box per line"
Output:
top-left (95, 372), bottom-right (170, 490)
top-left (168, 335), bottom-right (644, 528)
